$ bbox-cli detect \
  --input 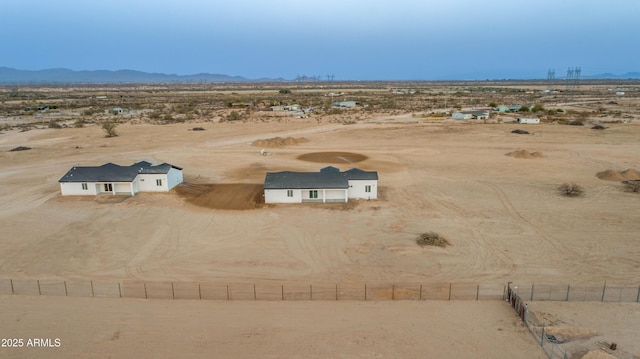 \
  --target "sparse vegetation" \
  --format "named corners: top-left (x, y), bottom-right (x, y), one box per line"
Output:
top-left (511, 129), bottom-right (530, 135)
top-left (623, 180), bottom-right (640, 193)
top-left (591, 125), bottom-right (607, 130)
top-left (102, 122), bottom-right (118, 137)
top-left (568, 120), bottom-right (584, 126)
top-left (558, 183), bottom-right (584, 197)
top-left (416, 232), bottom-right (449, 247)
